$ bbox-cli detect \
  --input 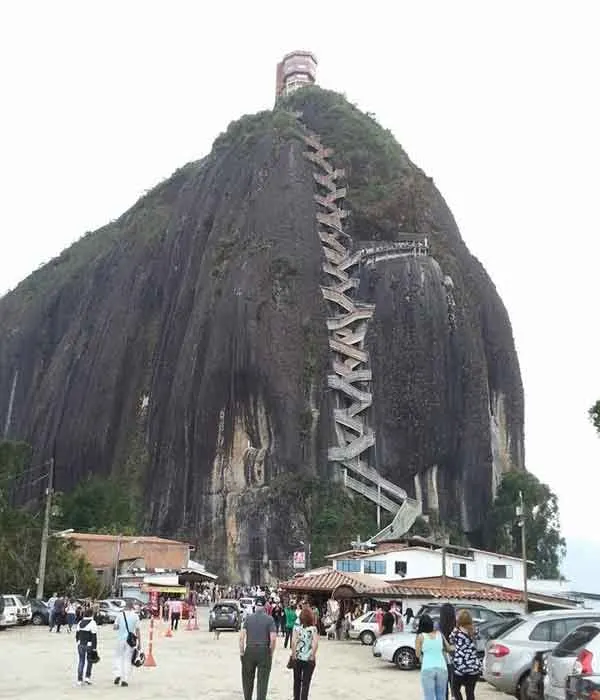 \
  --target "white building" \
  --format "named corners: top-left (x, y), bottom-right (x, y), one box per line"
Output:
top-left (327, 537), bottom-right (527, 590)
